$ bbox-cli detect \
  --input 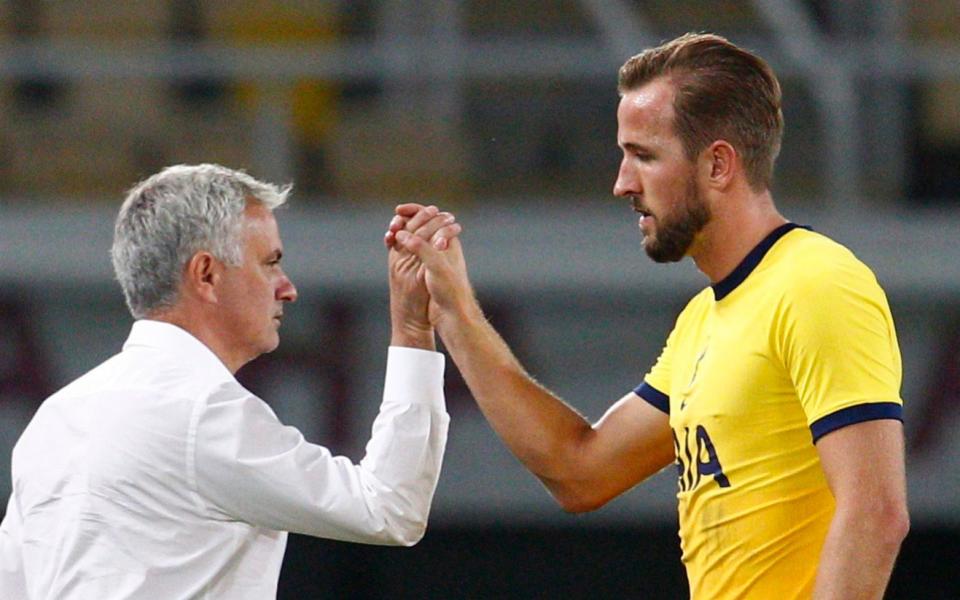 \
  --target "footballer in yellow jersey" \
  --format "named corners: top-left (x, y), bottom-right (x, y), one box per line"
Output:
top-left (386, 32), bottom-right (908, 600)
top-left (635, 223), bottom-right (903, 598)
